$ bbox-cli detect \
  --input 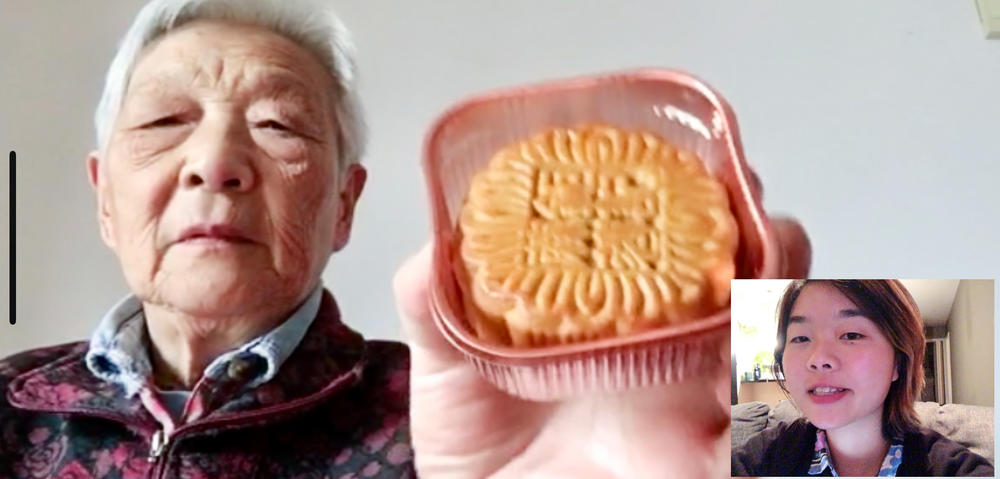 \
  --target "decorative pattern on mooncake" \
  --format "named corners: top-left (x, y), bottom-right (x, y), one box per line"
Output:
top-left (457, 124), bottom-right (738, 346)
